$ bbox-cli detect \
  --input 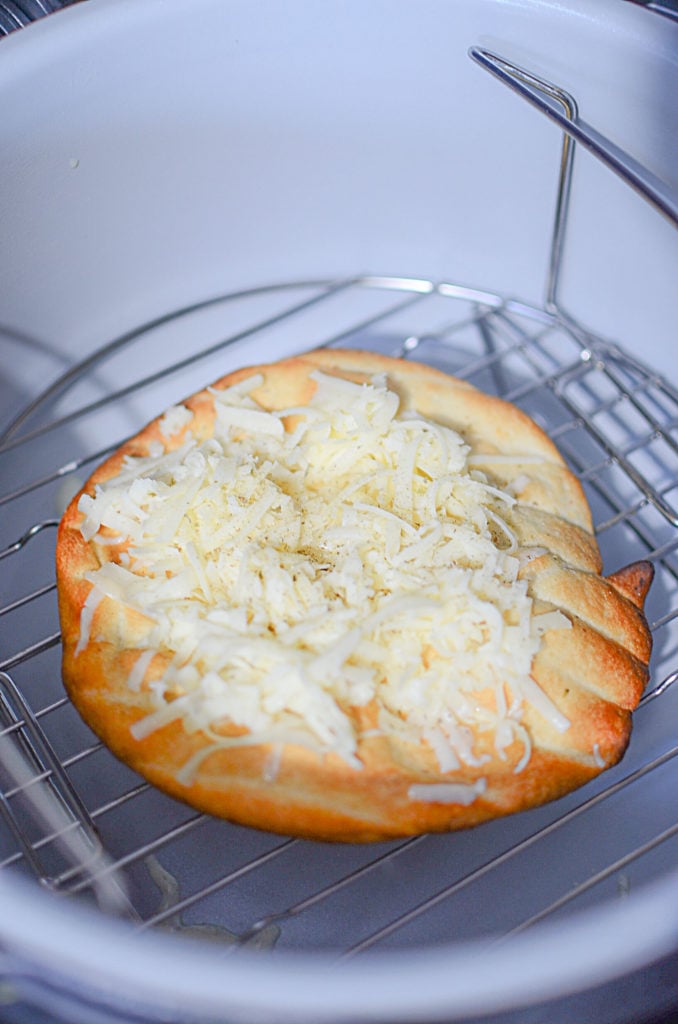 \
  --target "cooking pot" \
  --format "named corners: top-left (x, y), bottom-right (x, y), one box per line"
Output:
top-left (0, 1), bottom-right (677, 1022)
